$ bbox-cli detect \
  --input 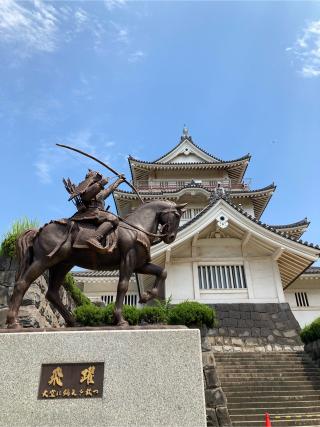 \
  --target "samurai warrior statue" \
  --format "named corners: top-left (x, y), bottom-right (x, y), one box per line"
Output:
top-left (63, 170), bottom-right (125, 252)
